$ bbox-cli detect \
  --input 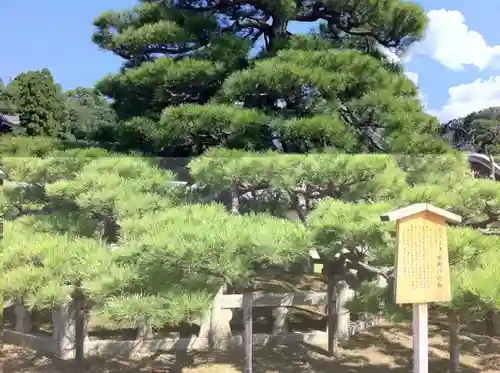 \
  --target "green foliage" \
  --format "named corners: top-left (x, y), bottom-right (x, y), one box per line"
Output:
top-left (4, 142), bottom-right (500, 327)
top-left (2, 223), bottom-right (131, 310)
top-left (0, 135), bottom-right (111, 157)
top-left (61, 87), bottom-right (118, 142)
top-left (396, 152), bottom-right (471, 185)
top-left (96, 57), bottom-right (228, 121)
top-left (1, 148), bottom-right (310, 326)
top-left (46, 157), bottom-right (181, 220)
top-left (3, 0), bottom-right (498, 335)
top-left (457, 248), bottom-right (500, 310)
top-left (119, 202), bottom-right (307, 285)
top-left (307, 200), bottom-right (396, 263)
top-left (0, 135), bottom-right (63, 157)
top-left (159, 104), bottom-right (268, 151)
top-left (112, 116), bottom-right (163, 154)
top-left (7, 69), bottom-right (65, 136)
top-left (190, 148), bottom-right (406, 201)
top-left (92, 0), bottom-right (439, 156)
top-left (187, 149), bottom-right (500, 321)
top-left (0, 79), bottom-right (18, 115)
top-left (443, 106), bottom-right (500, 155)
top-left (1, 74), bottom-right (119, 142)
